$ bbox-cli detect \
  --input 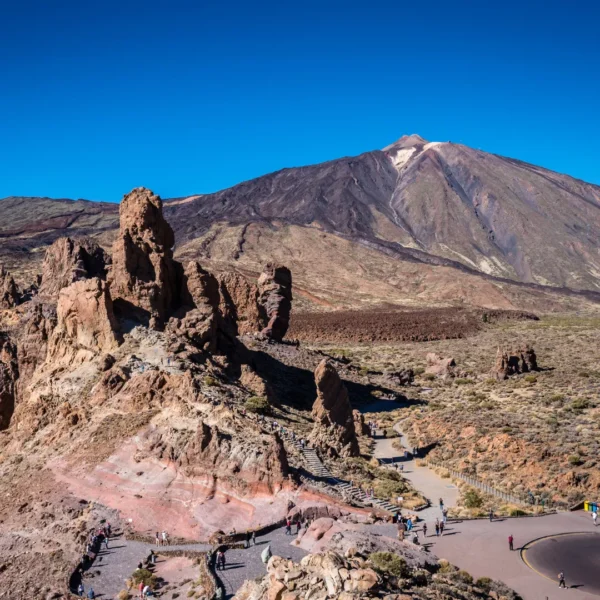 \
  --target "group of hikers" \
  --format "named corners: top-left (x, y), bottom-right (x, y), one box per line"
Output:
top-left (394, 498), bottom-right (450, 546)
top-left (75, 522), bottom-right (113, 598)
top-left (154, 530), bottom-right (170, 546)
